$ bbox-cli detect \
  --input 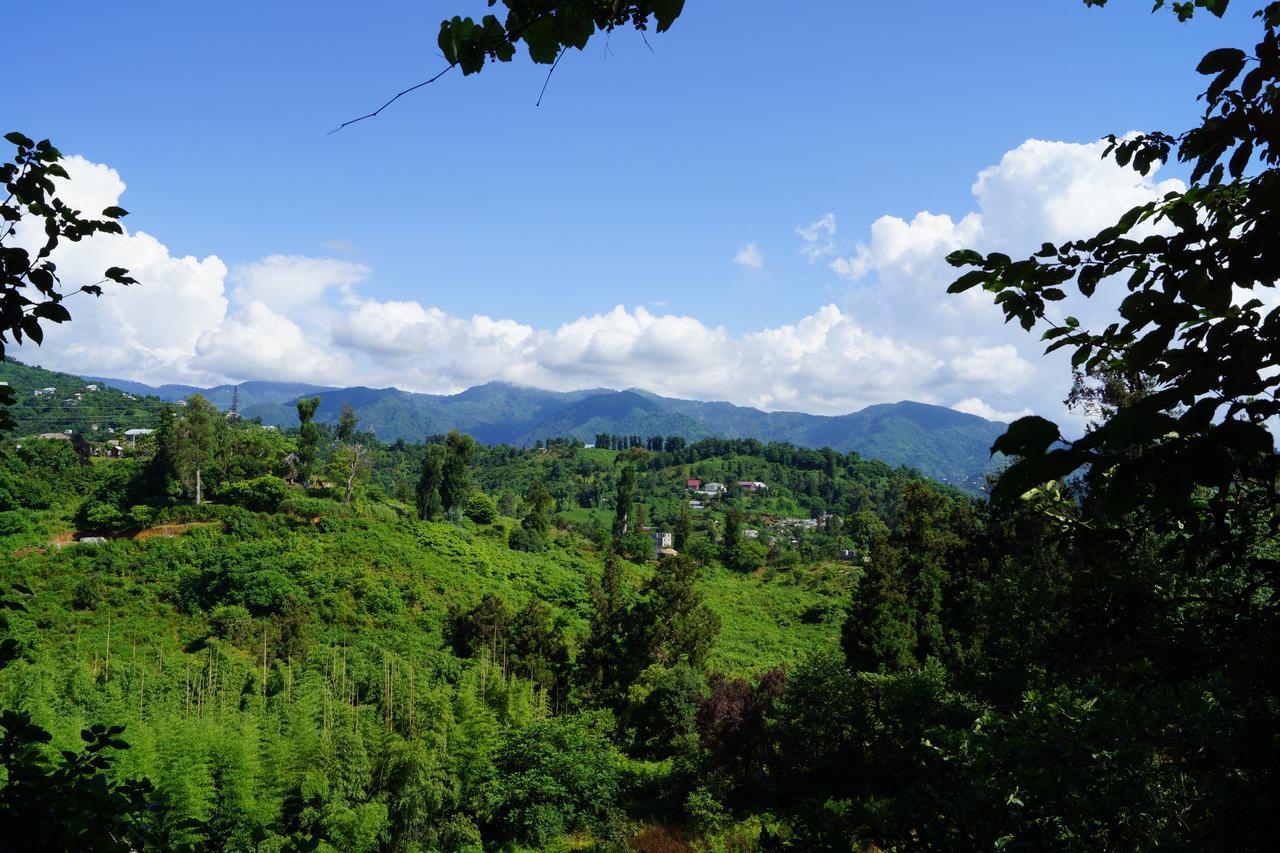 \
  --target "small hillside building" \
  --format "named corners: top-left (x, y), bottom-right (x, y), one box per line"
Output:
top-left (650, 531), bottom-right (674, 549)
top-left (124, 428), bottom-right (154, 446)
